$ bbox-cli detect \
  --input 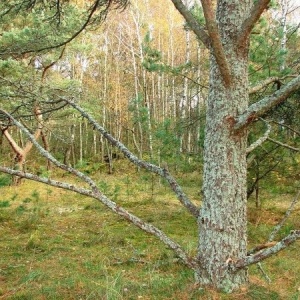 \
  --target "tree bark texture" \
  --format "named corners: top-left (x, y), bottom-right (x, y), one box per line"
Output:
top-left (197, 1), bottom-right (251, 291)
